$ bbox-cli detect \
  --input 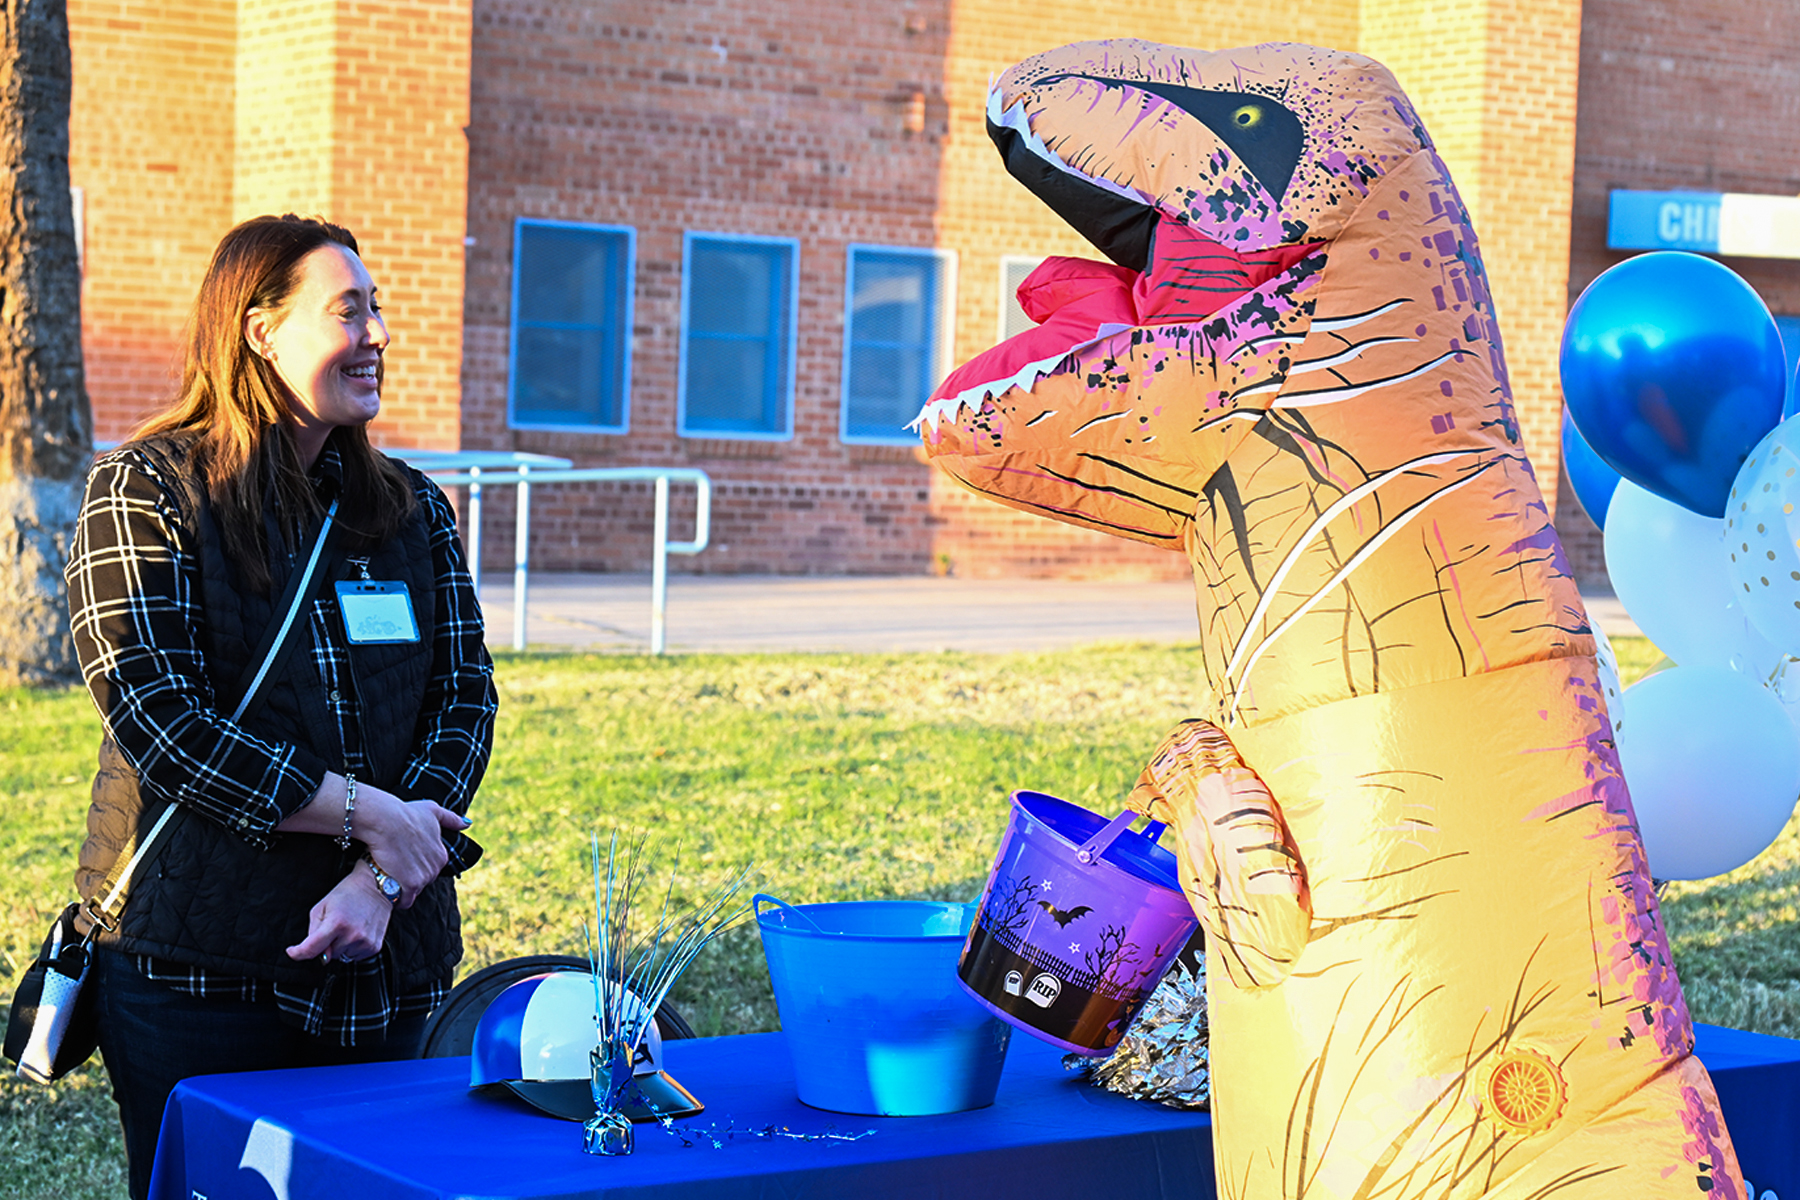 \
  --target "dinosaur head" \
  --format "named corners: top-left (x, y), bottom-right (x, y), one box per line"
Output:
top-left (986, 39), bottom-right (1431, 266)
top-left (919, 42), bottom-right (1561, 727)
top-left (916, 42), bottom-right (1448, 549)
